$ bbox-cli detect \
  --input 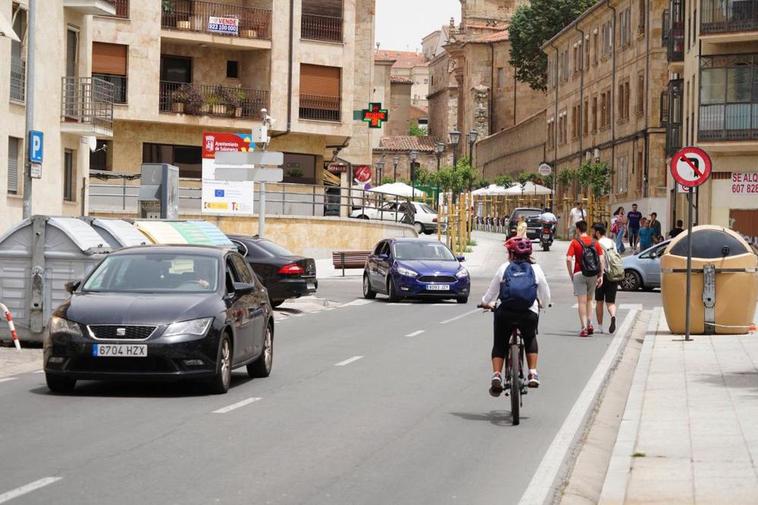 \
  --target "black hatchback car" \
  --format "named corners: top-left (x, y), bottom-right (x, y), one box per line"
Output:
top-left (507, 207), bottom-right (544, 240)
top-left (229, 236), bottom-right (317, 307)
top-left (44, 245), bottom-right (274, 394)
